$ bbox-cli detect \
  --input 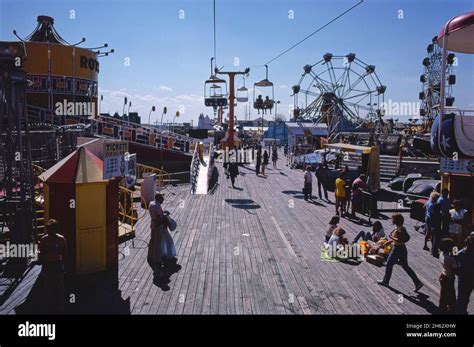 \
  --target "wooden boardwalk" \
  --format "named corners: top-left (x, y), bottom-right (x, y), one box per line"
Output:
top-left (1, 155), bottom-right (473, 314)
